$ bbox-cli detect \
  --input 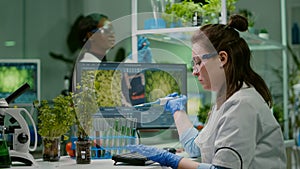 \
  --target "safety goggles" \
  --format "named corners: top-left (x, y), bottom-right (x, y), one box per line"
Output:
top-left (191, 52), bottom-right (218, 73)
top-left (91, 22), bottom-right (114, 35)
